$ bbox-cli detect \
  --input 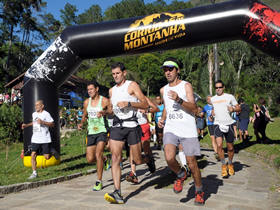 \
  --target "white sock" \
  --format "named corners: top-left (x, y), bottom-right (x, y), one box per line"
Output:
top-left (153, 134), bottom-right (157, 142)
top-left (178, 151), bottom-right (187, 166)
top-left (33, 170), bottom-right (37, 175)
